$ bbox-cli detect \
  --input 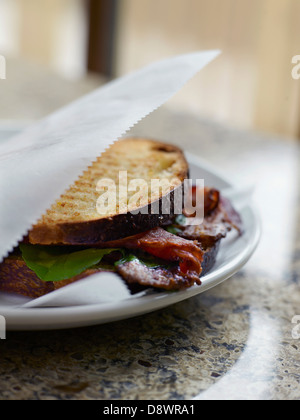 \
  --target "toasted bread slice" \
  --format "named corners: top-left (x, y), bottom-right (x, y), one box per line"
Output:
top-left (0, 254), bottom-right (101, 298)
top-left (28, 138), bottom-right (189, 245)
